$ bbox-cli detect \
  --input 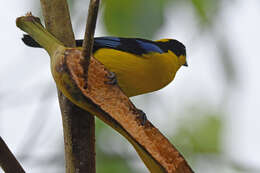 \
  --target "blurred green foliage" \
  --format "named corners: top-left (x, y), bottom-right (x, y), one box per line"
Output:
top-left (95, 118), bottom-right (134, 173)
top-left (102, 0), bottom-right (170, 38)
top-left (189, 0), bottom-right (220, 26)
top-left (173, 110), bottom-right (222, 159)
top-left (97, 150), bottom-right (133, 173)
